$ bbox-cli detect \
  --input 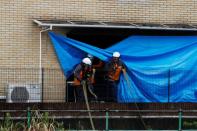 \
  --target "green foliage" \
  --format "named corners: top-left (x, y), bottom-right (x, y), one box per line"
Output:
top-left (27, 110), bottom-right (66, 131)
top-left (183, 120), bottom-right (197, 129)
top-left (0, 113), bottom-right (24, 131)
top-left (0, 111), bottom-right (66, 131)
top-left (0, 113), bottom-right (13, 131)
